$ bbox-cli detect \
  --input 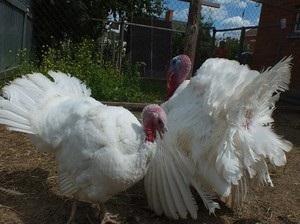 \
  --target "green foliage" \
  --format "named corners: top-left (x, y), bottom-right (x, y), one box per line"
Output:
top-left (171, 16), bottom-right (214, 69)
top-left (0, 49), bottom-right (37, 89)
top-left (223, 37), bottom-right (239, 60)
top-left (32, 0), bottom-right (166, 53)
top-left (171, 21), bottom-right (186, 56)
top-left (109, 0), bottom-right (166, 19)
top-left (172, 32), bottom-right (185, 56)
top-left (7, 40), bottom-right (165, 103)
top-left (194, 19), bottom-right (214, 68)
